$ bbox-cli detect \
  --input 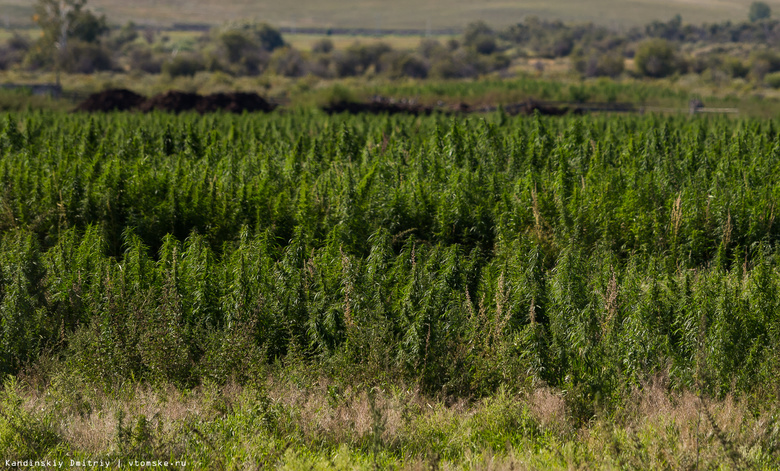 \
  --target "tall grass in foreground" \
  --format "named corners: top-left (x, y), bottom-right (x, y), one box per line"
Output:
top-left (0, 110), bottom-right (779, 466)
top-left (0, 373), bottom-right (778, 469)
